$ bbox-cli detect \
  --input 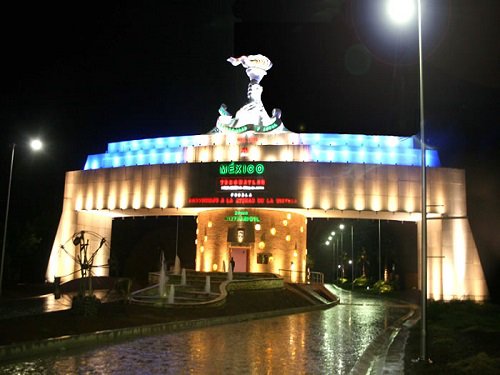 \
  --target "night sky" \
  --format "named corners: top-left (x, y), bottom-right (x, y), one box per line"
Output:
top-left (1, 1), bottom-right (498, 297)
